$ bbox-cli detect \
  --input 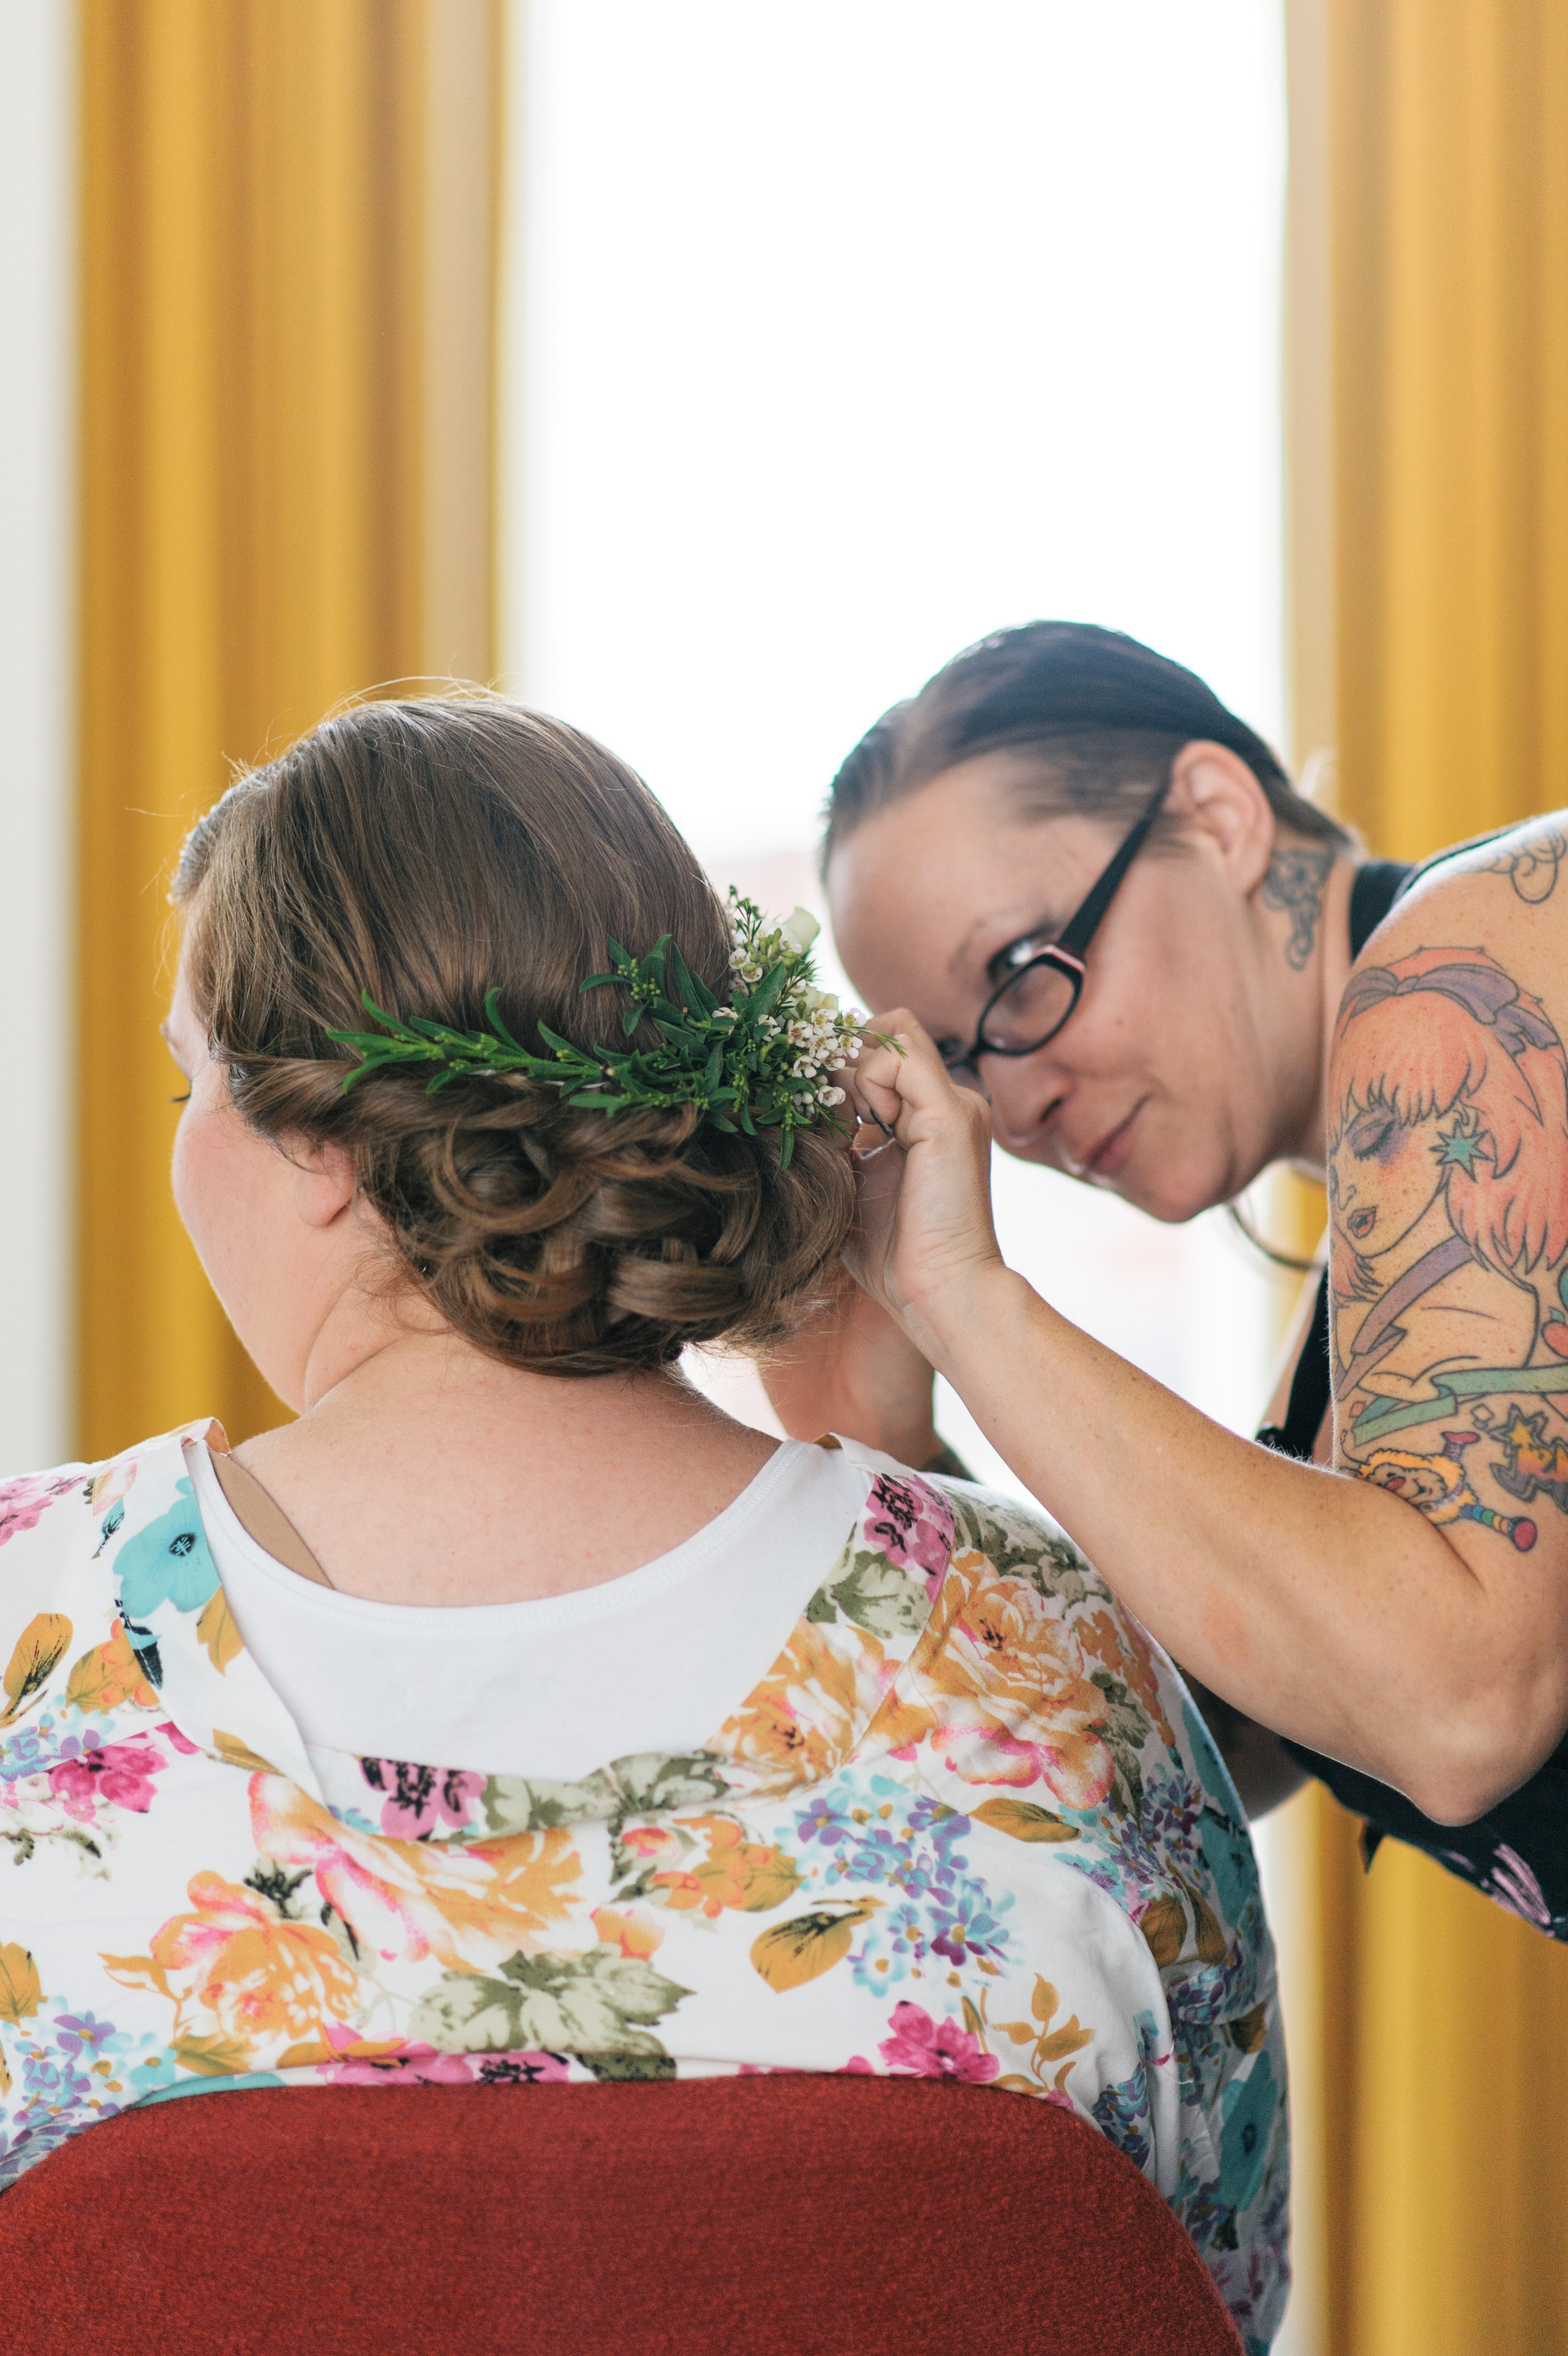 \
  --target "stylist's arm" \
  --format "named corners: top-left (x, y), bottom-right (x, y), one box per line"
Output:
top-left (845, 1009), bottom-right (1568, 1828)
